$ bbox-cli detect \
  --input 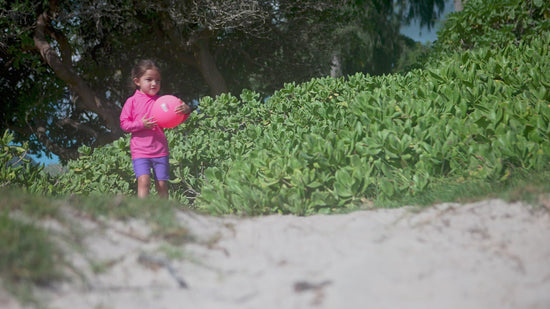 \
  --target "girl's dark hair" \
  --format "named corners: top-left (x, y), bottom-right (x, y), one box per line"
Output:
top-left (130, 59), bottom-right (161, 90)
